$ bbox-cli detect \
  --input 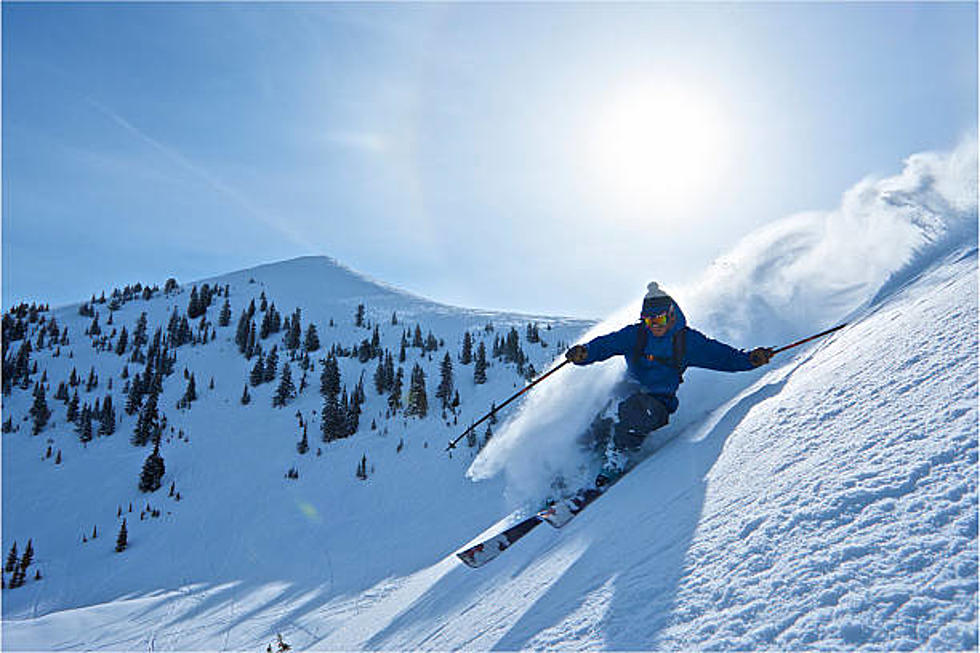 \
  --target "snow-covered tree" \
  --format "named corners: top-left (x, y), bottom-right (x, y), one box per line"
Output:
top-left (138, 443), bottom-right (166, 492)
